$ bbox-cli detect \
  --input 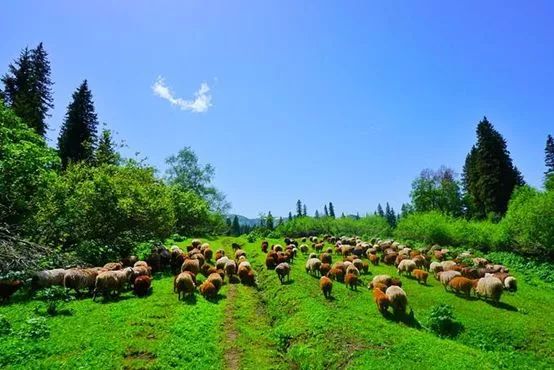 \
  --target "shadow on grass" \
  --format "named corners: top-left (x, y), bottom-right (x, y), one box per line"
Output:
top-left (485, 300), bottom-right (518, 311)
top-left (281, 279), bottom-right (295, 285)
top-left (382, 309), bottom-right (423, 329)
top-left (182, 293), bottom-right (197, 305)
top-left (97, 295), bottom-right (133, 304)
top-left (204, 293), bottom-right (227, 304)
